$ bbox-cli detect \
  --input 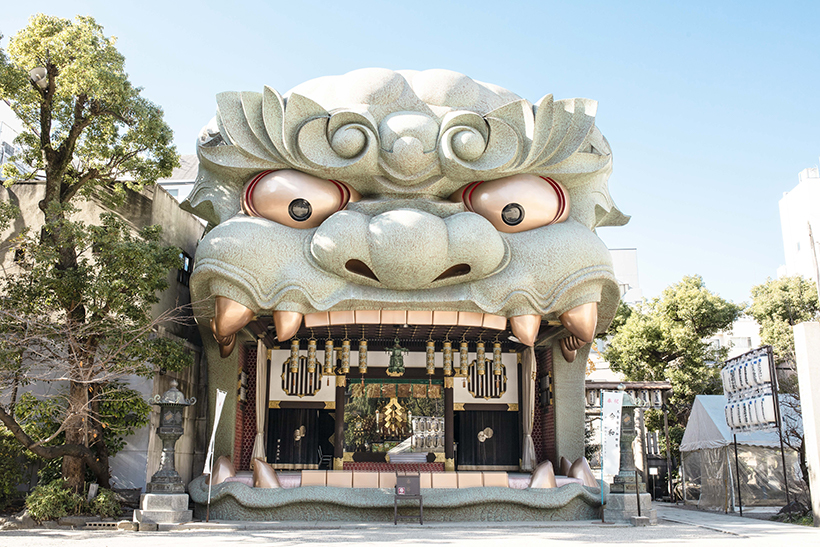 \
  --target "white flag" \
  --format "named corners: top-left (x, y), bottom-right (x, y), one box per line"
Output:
top-left (601, 390), bottom-right (624, 478)
top-left (204, 389), bottom-right (227, 475)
